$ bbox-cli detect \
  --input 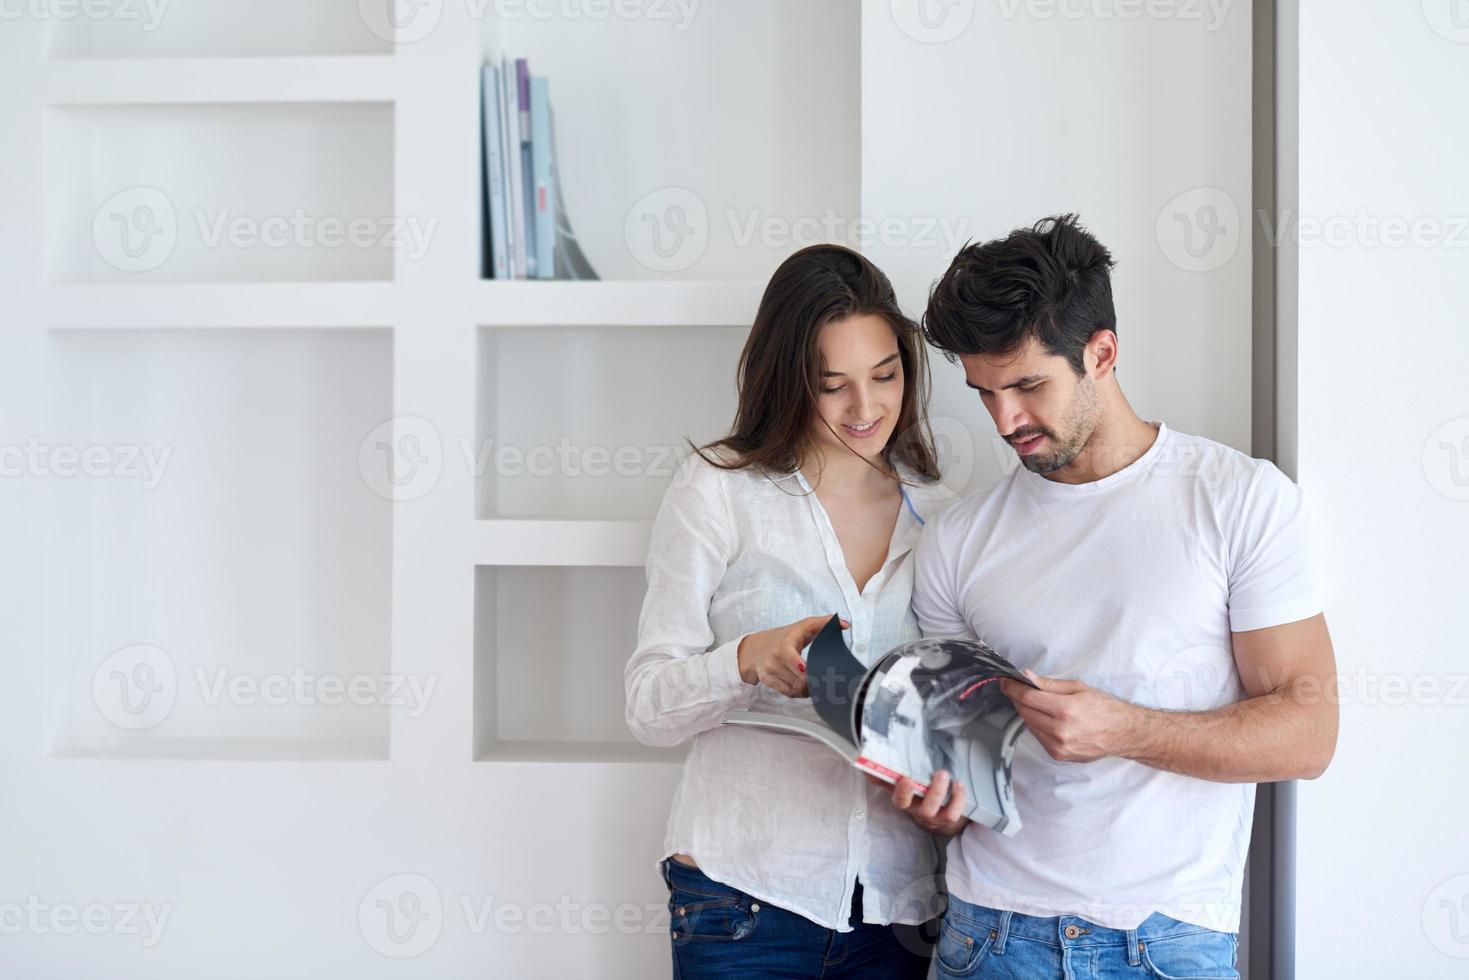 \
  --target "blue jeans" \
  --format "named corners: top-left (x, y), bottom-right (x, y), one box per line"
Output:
top-left (660, 858), bottom-right (933, 979)
top-left (936, 897), bottom-right (1239, 979)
